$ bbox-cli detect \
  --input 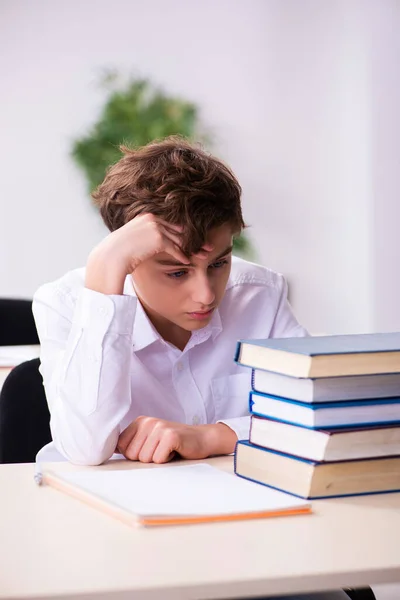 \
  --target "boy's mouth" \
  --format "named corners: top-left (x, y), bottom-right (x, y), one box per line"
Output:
top-left (186, 308), bottom-right (215, 320)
